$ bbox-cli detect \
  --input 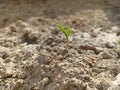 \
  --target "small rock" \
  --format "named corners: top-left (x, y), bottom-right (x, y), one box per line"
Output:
top-left (57, 47), bottom-right (68, 56)
top-left (116, 50), bottom-right (120, 59)
top-left (94, 28), bottom-right (102, 33)
top-left (69, 36), bottom-right (73, 42)
top-left (58, 55), bottom-right (64, 60)
top-left (30, 19), bottom-right (39, 26)
top-left (69, 49), bottom-right (76, 54)
top-left (46, 46), bottom-right (52, 52)
top-left (28, 32), bottom-right (39, 40)
top-left (0, 63), bottom-right (6, 76)
top-left (80, 75), bottom-right (91, 81)
top-left (2, 68), bottom-right (13, 79)
top-left (117, 31), bottom-right (120, 36)
top-left (87, 86), bottom-right (97, 90)
top-left (111, 26), bottom-right (120, 36)
top-left (99, 51), bottom-right (112, 59)
top-left (0, 51), bottom-right (8, 59)
top-left (37, 54), bottom-right (51, 65)
top-left (9, 25), bottom-right (17, 32)
top-left (51, 29), bottom-right (59, 35)
top-left (95, 47), bottom-right (104, 54)
top-left (22, 30), bottom-right (39, 44)
top-left (105, 42), bottom-right (115, 48)
top-left (45, 37), bottom-right (54, 45)
top-left (112, 26), bottom-right (119, 32)
top-left (46, 83), bottom-right (57, 90)
top-left (39, 77), bottom-right (49, 90)
top-left (107, 85), bottom-right (120, 90)
top-left (107, 73), bottom-right (120, 90)
top-left (40, 77), bottom-right (49, 86)
top-left (0, 47), bottom-right (9, 59)
top-left (22, 27), bottom-right (31, 35)
top-left (67, 78), bottom-right (87, 90)
top-left (16, 20), bottom-right (28, 29)
top-left (96, 80), bottom-right (110, 90)
top-left (4, 58), bottom-right (10, 63)
top-left (13, 79), bottom-right (24, 89)
top-left (82, 32), bottom-right (91, 38)
top-left (112, 73), bottom-right (120, 85)
top-left (90, 32), bottom-right (97, 38)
